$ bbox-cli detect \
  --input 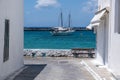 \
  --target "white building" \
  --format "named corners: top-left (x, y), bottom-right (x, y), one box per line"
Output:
top-left (0, 0), bottom-right (24, 79)
top-left (87, 0), bottom-right (120, 75)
